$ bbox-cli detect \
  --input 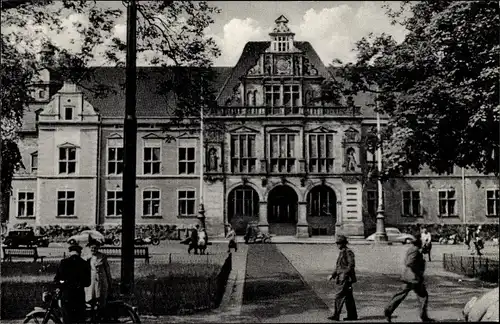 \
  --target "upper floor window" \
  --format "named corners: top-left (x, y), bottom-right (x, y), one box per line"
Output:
top-left (283, 85), bottom-right (300, 107)
top-left (57, 190), bottom-right (75, 217)
top-left (17, 191), bottom-right (35, 218)
top-left (63, 106), bottom-right (74, 120)
top-left (275, 36), bottom-right (289, 52)
top-left (106, 190), bottom-right (123, 217)
top-left (486, 189), bottom-right (500, 217)
top-left (438, 190), bottom-right (456, 217)
top-left (107, 147), bottom-right (124, 175)
top-left (178, 190), bottom-right (196, 217)
top-left (59, 147), bottom-right (76, 174)
top-left (231, 134), bottom-right (256, 173)
top-left (142, 189), bottom-right (161, 217)
top-left (402, 191), bottom-right (421, 217)
top-left (269, 134), bottom-right (296, 173)
top-left (265, 85), bottom-right (281, 107)
top-left (308, 134), bottom-right (334, 173)
top-left (178, 147), bottom-right (195, 174)
top-left (31, 152), bottom-right (38, 173)
top-left (143, 146), bottom-right (161, 175)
